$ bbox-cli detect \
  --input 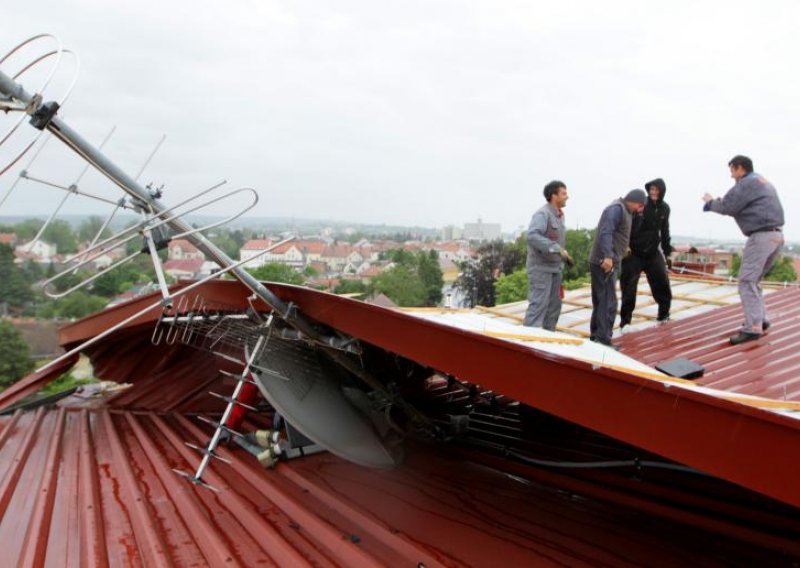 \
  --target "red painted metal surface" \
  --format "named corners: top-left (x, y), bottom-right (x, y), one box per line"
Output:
top-left (0, 409), bottom-right (794, 566)
top-left (53, 281), bottom-right (800, 509)
top-left (268, 283), bottom-right (800, 509)
top-left (615, 287), bottom-right (800, 399)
